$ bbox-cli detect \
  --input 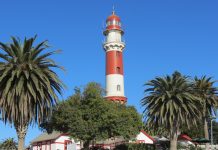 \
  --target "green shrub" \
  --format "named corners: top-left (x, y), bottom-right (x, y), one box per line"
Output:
top-left (114, 143), bottom-right (155, 150)
top-left (177, 144), bottom-right (204, 150)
